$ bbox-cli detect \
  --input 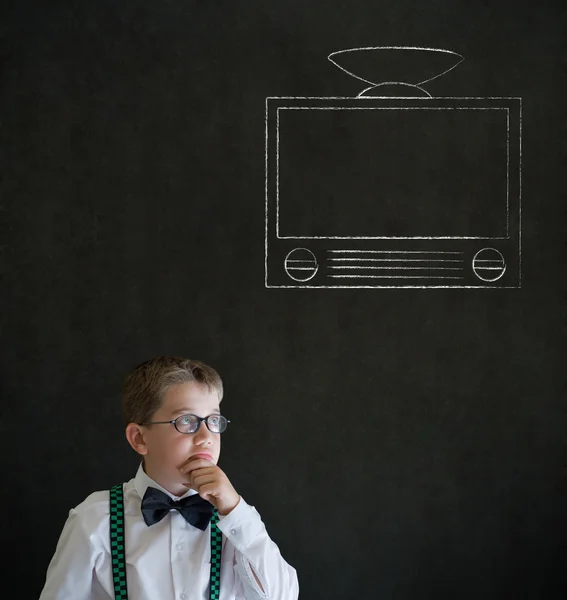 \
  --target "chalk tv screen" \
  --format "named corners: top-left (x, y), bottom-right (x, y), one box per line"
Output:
top-left (276, 107), bottom-right (509, 239)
